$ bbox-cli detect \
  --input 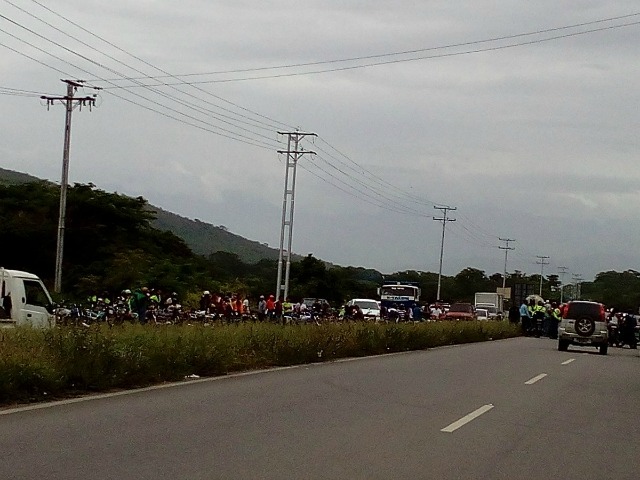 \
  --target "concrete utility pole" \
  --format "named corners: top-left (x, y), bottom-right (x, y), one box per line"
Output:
top-left (498, 238), bottom-right (515, 288)
top-left (557, 266), bottom-right (569, 303)
top-left (535, 255), bottom-right (550, 297)
top-left (42, 79), bottom-right (99, 294)
top-left (433, 205), bottom-right (456, 302)
top-left (572, 274), bottom-right (583, 300)
top-left (275, 131), bottom-right (316, 303)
